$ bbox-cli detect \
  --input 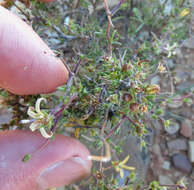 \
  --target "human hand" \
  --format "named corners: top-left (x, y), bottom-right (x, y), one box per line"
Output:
top-left (0, 5), bottom-right (91, 190)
